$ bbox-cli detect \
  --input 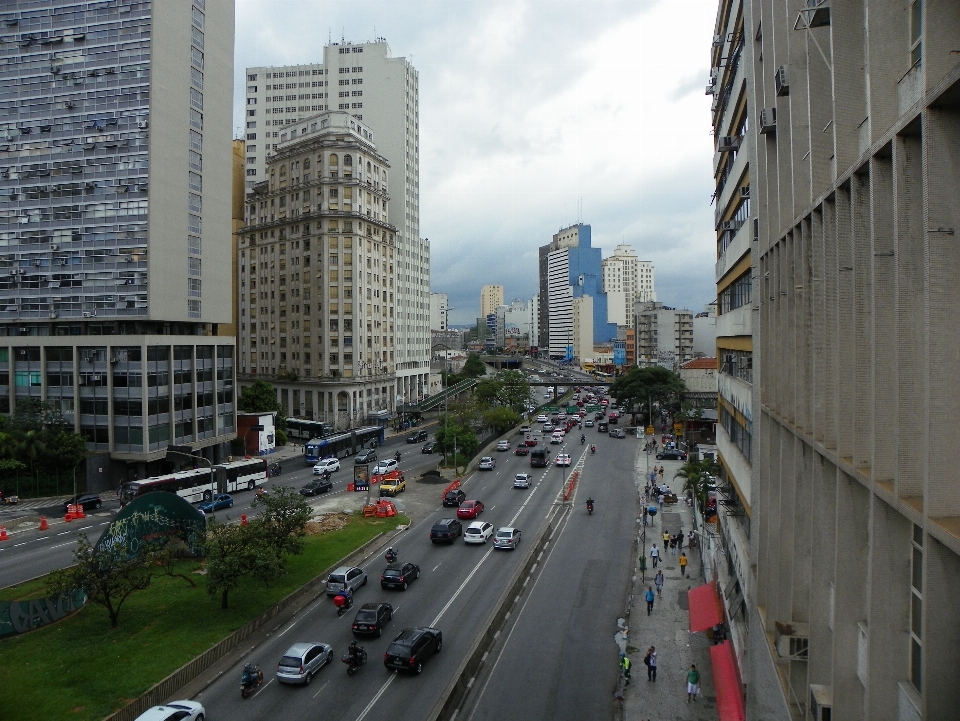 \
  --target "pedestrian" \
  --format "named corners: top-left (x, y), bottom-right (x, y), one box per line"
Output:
top-left (688, 530), bottom-right (697, 549)
top-left (655, 569), bottom-right (664, 597)
top-left (663, 530), bottom-right (670, 548)
top-left (645, 585), bottom-right (655, 615)
top-left (687, 664), bottom-right (701, 702)
top-left (650, 544), bottom-right (660, 568)
top-left (679, 551), bottom-right (688, 577)
top-left (621, 653), bottom-right (632, 685)
top-left (646, 646), bottom-right (658, 681)
top-left (658, 492), bottom-right (664, 511)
